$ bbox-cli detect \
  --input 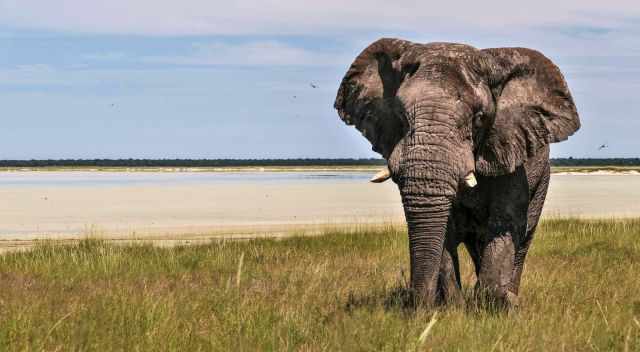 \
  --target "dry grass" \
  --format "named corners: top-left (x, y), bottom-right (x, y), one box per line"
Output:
top-left (0, 219), bottom-right (639, 351)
